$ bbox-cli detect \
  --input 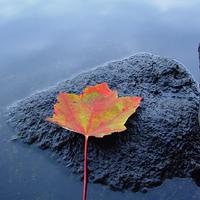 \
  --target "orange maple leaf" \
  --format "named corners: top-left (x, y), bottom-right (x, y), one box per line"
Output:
top-left (46, 82), bottom-right (142, 200)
